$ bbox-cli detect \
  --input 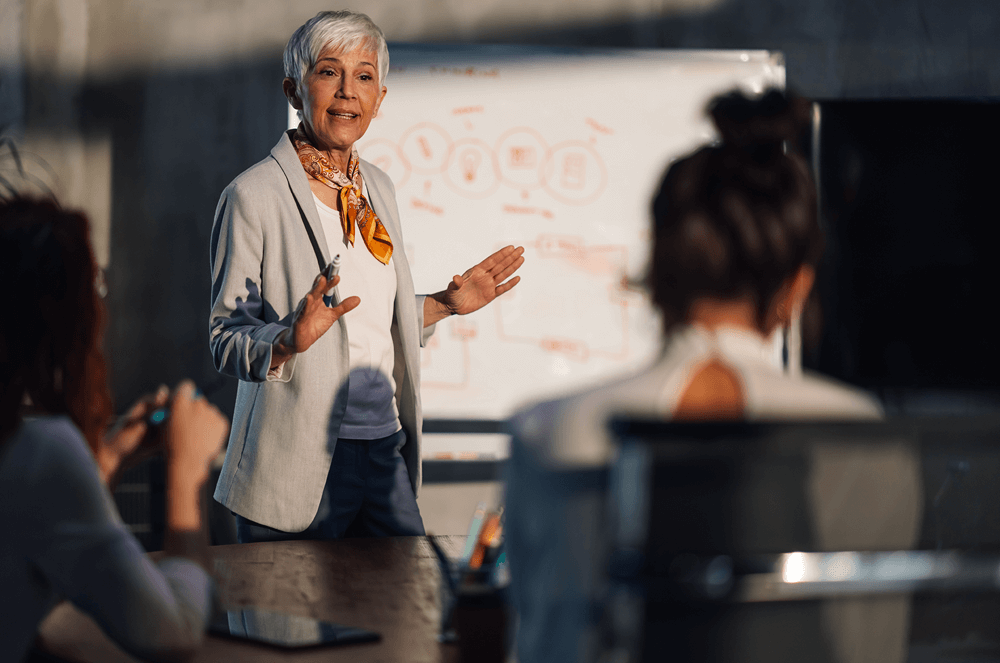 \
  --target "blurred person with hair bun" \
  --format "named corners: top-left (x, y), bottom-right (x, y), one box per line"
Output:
top-left (506, 89), bottom-right (920, 663)
top-left (0, 196), bottom-right (229, 662)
